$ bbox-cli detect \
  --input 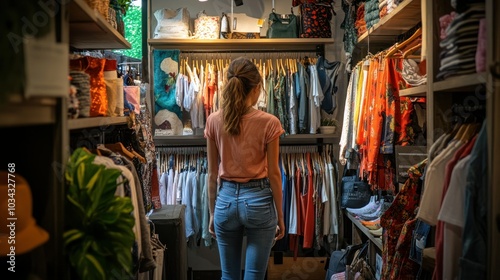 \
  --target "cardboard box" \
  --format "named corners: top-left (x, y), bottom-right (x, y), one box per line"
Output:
top-left (267, 256), bottom-right (327, 280)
